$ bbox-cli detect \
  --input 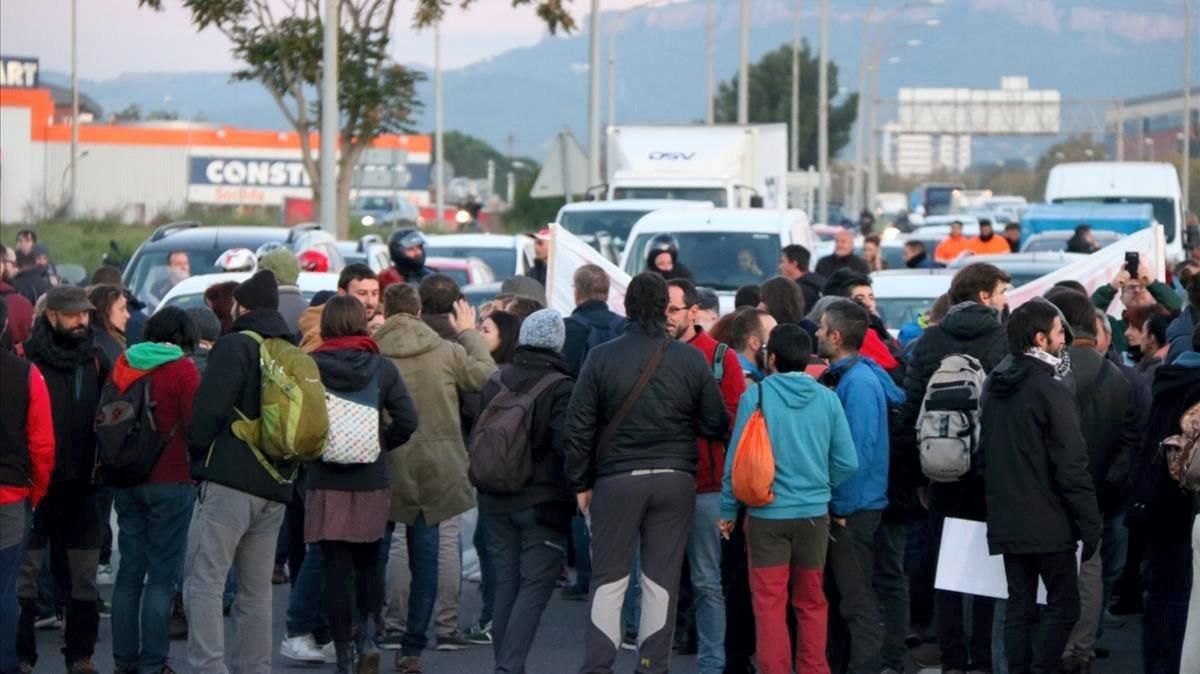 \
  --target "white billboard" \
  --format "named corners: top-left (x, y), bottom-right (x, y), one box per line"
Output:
top-left (897, 79), bottom-right (1061, 136)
